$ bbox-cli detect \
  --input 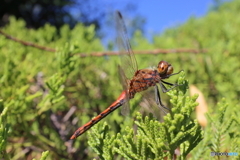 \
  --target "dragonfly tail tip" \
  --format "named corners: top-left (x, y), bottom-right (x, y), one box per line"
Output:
top-left (70, 135), bottom-right (76, 140)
